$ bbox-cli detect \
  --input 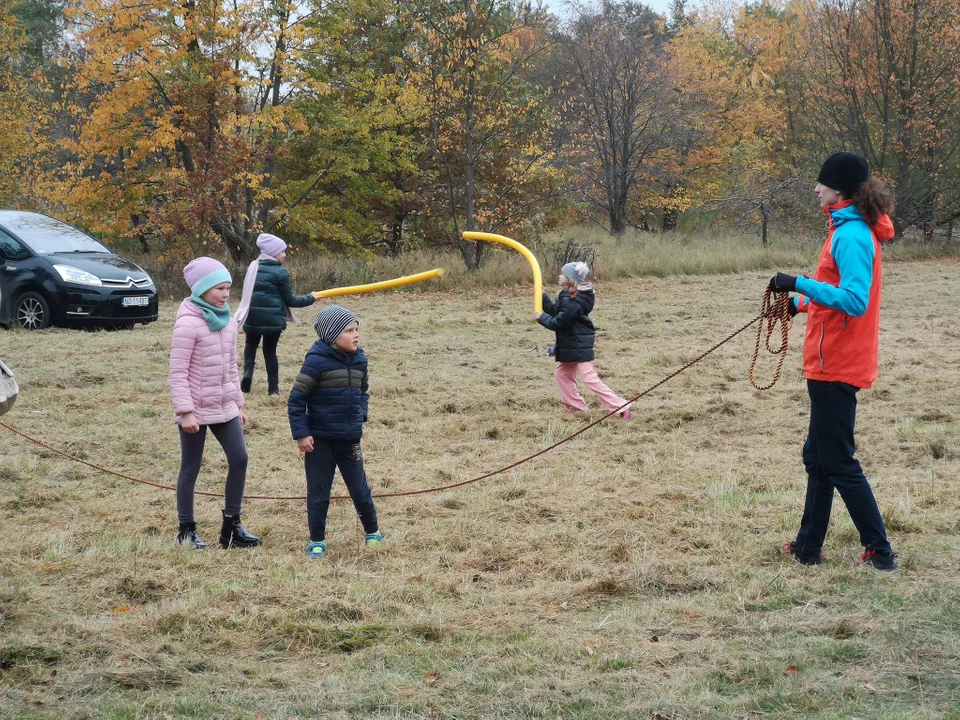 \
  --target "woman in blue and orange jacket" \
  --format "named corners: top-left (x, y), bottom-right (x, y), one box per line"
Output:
top-left (769, 152), bottom-right (899, 571)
